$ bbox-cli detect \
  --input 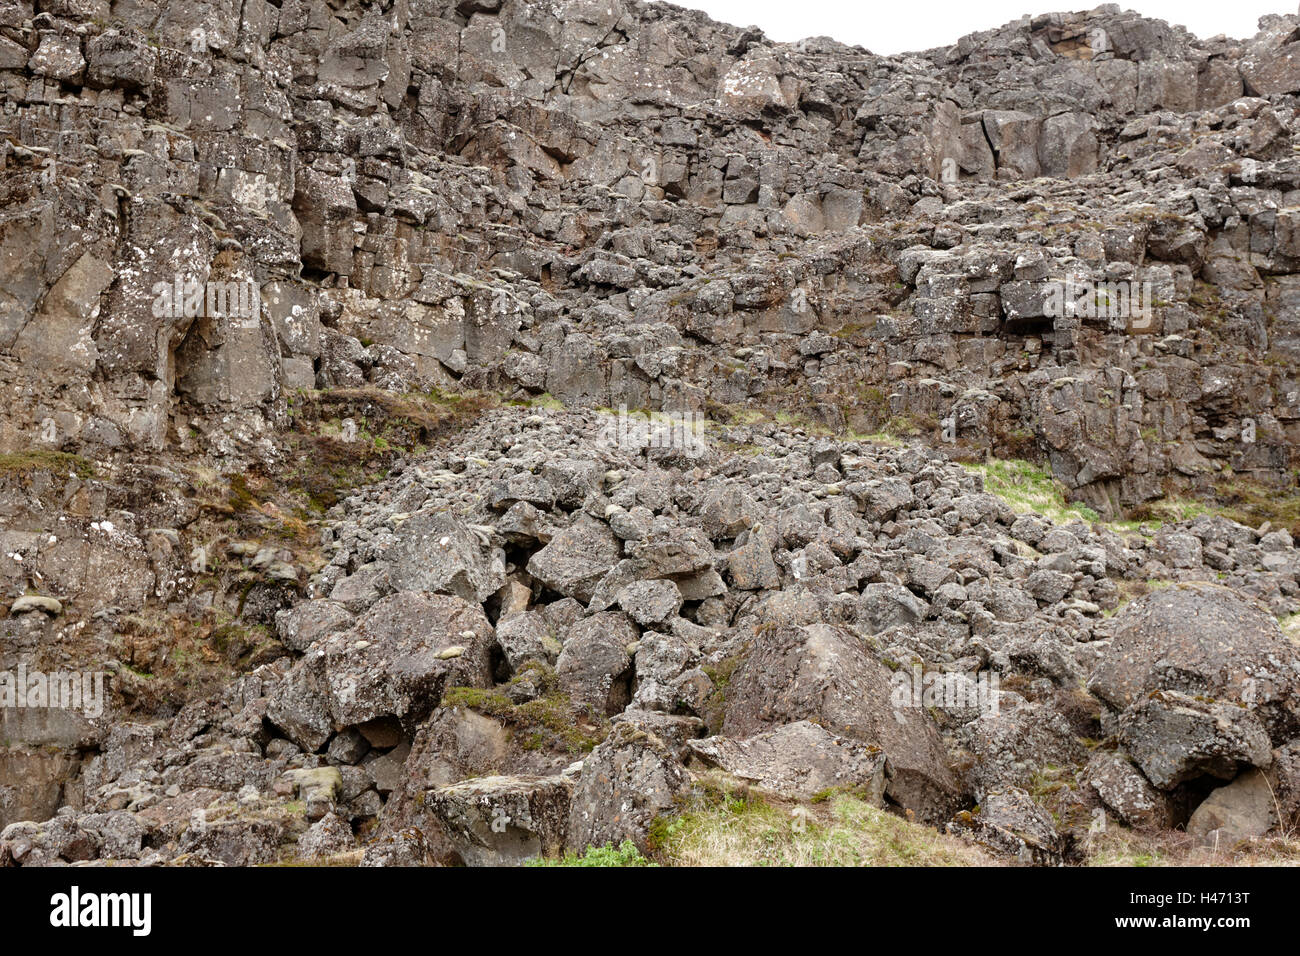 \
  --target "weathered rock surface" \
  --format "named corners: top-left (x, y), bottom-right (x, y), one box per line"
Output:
top-left (423, 774), bottom-right (574, 866)
top-left (3, 0), bottom-right (1300, 868)
top-left (1187, 768), bottom-right (1278, 846)
top-left (949, 787), bottom-right (1063, 865)
top-left (1118, 691), bottom-right (1274, 790)
top-left (567, 722), bottom-right (691, 851)
top-left (723, 622), bottom-right (960, 820)
top-left (1089, 584), bottom-right (1300, 743)
top-left (687, 720), bottom-right (886, 801)
top-left (1081, 751), bottom-right (1173, 831)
